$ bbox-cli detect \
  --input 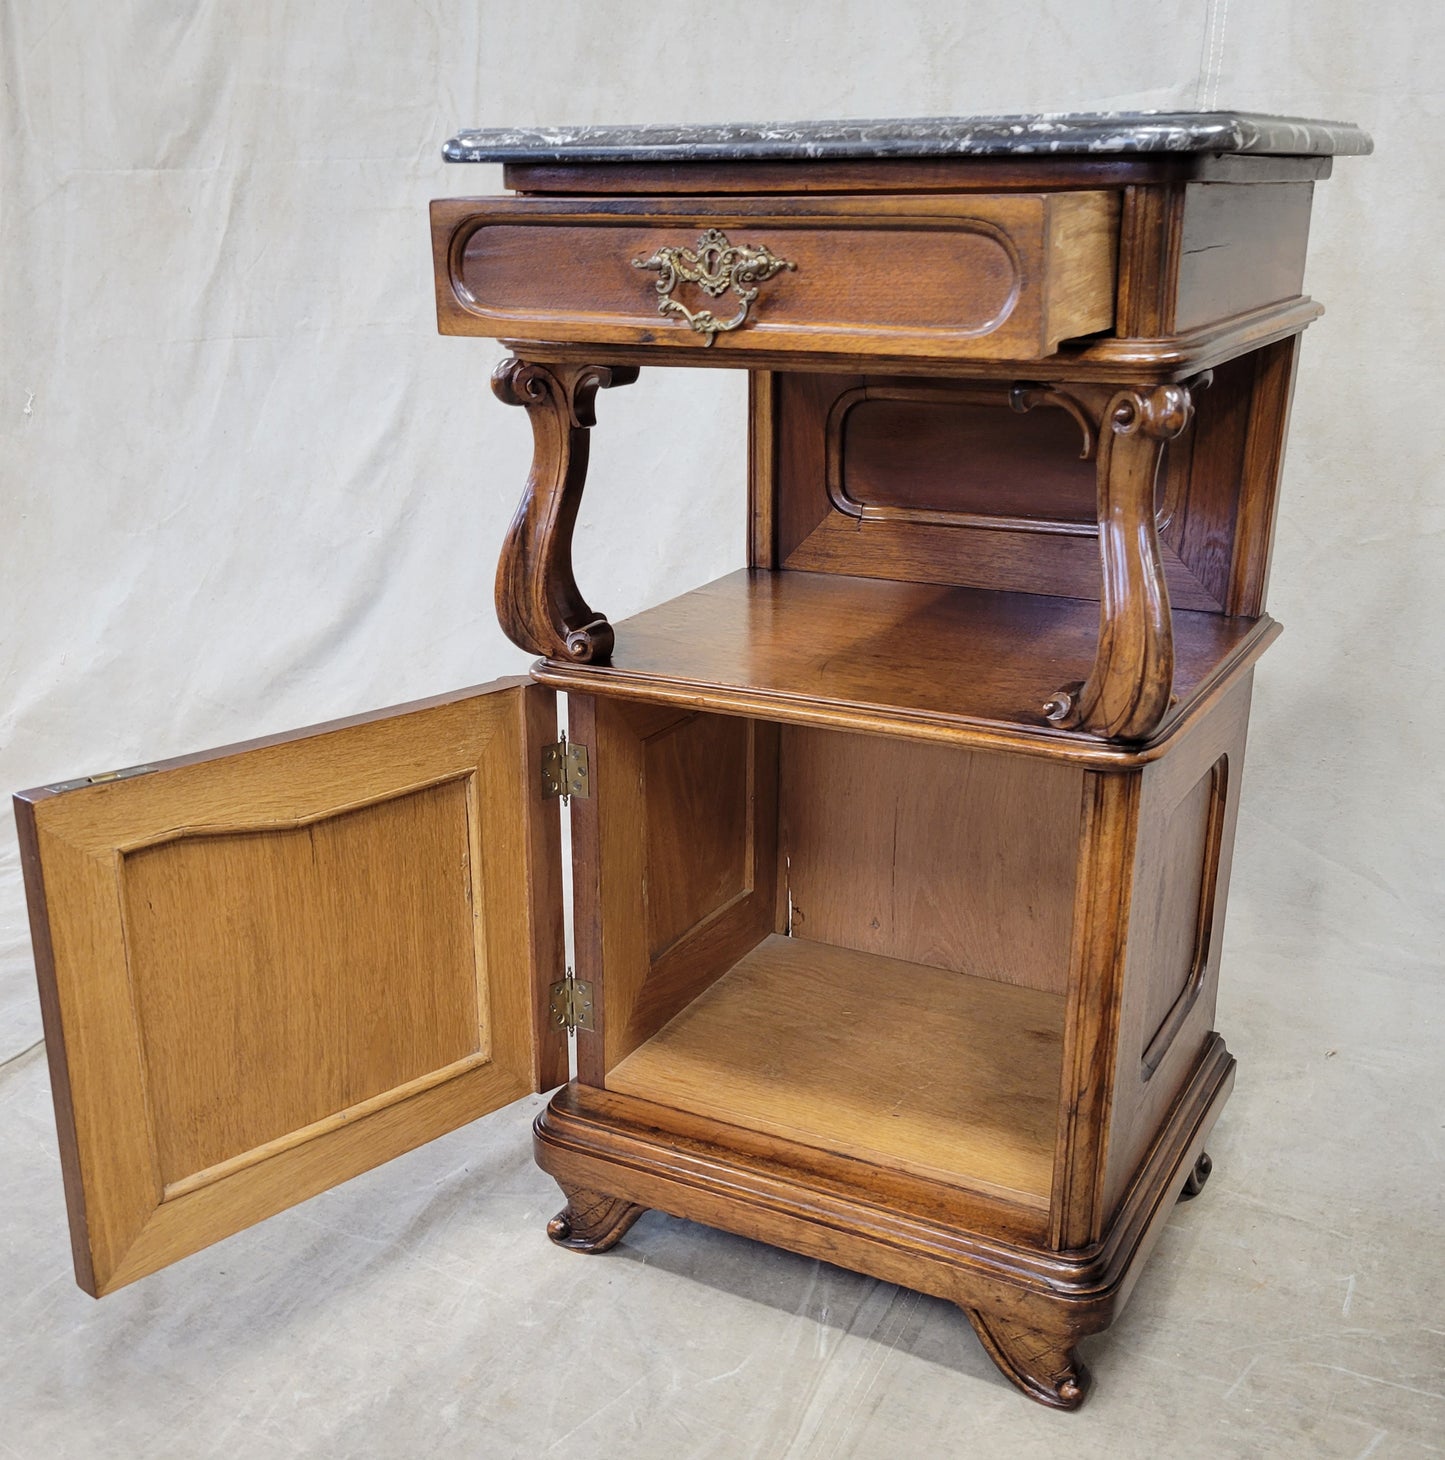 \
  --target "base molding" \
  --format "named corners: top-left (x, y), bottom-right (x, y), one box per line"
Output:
top-left (533, 1035), bottom-right (1234, 1408)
